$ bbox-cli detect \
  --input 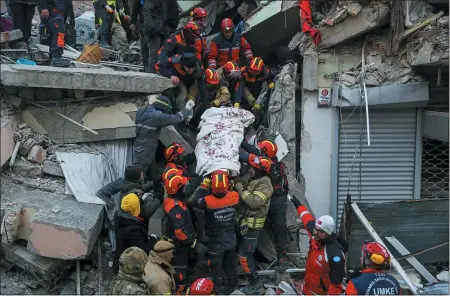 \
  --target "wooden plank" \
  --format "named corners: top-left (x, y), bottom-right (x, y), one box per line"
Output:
top-left (402, 11), bottom-right (445, 40)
